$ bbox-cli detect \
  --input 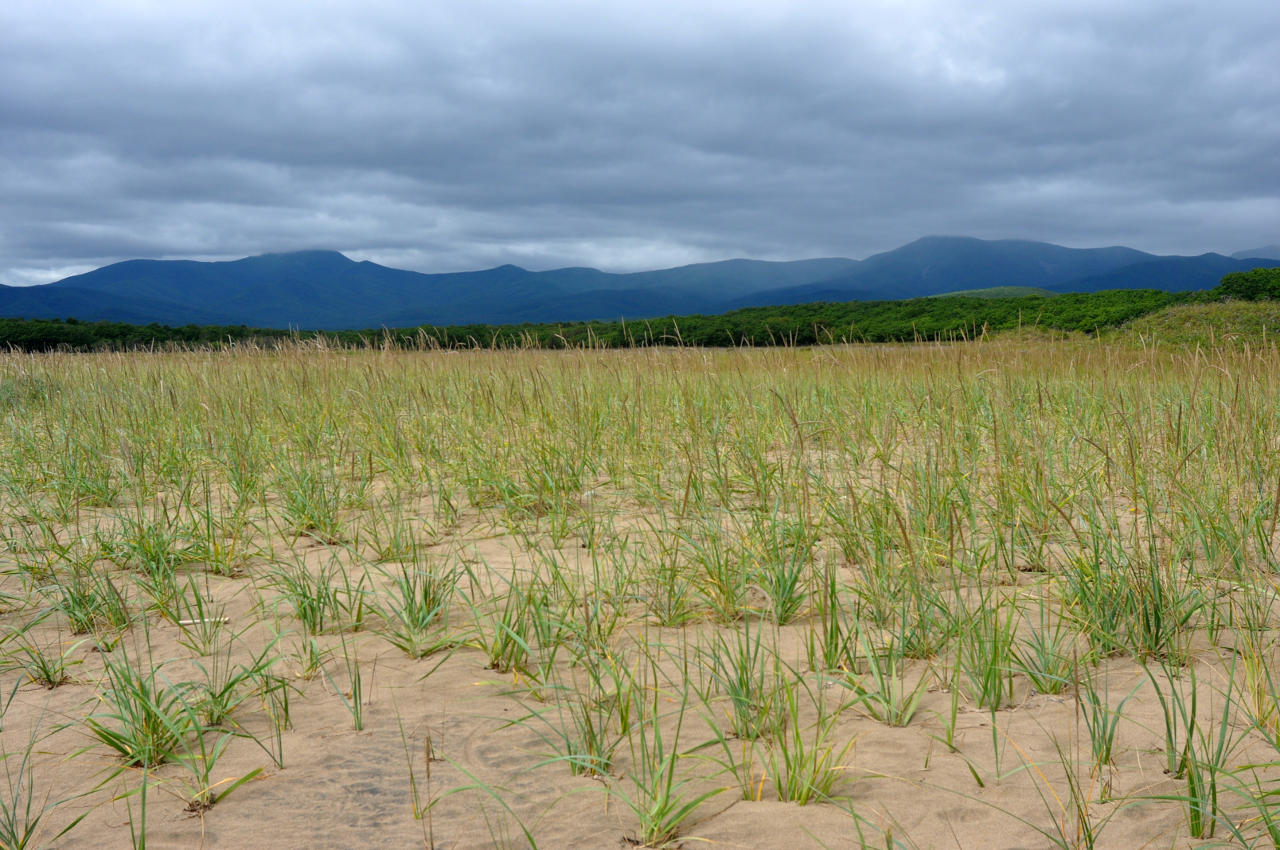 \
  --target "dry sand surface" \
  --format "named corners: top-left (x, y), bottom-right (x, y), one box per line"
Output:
top-left (1, 517), bottom-right (1270, 850)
